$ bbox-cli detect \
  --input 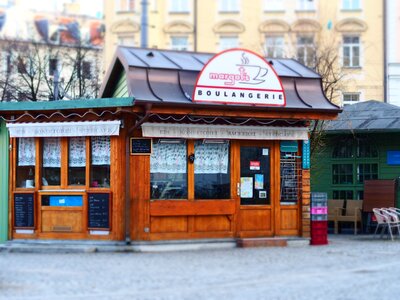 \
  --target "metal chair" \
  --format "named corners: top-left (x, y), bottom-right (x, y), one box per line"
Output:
top-left (372, 208), bottom-right (391, 240)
